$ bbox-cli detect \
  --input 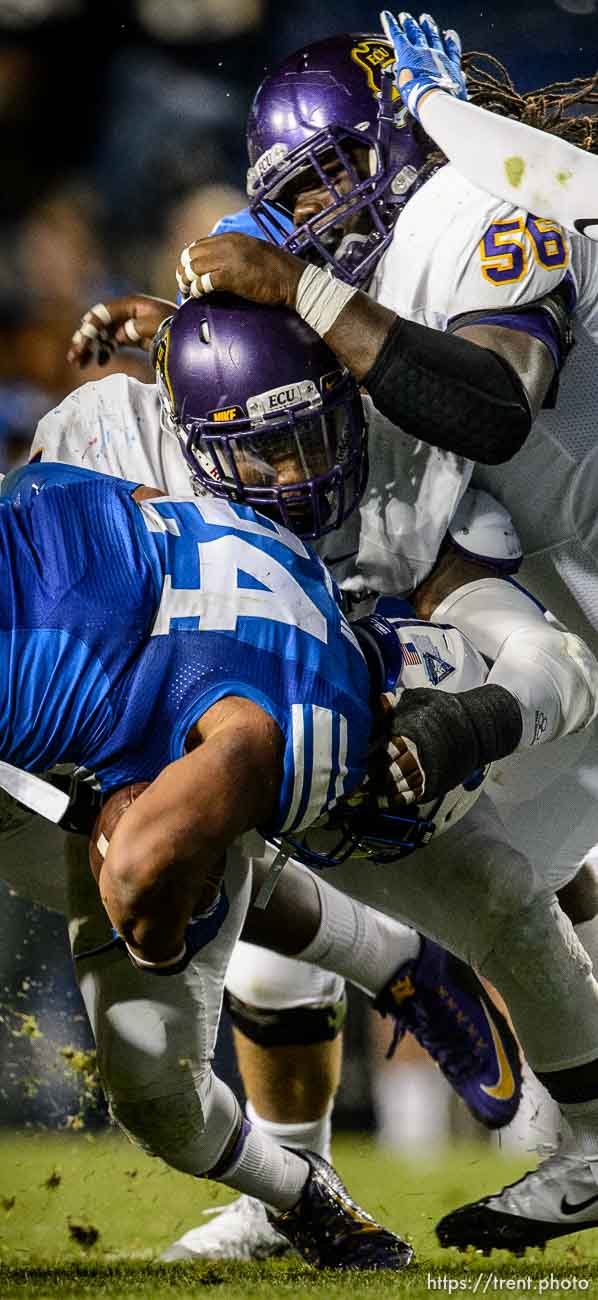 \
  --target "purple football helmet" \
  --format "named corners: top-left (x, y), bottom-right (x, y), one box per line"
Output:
top-left (154, 294), bottom-right (367, 540)
top-left (246, 33), bottom-right (431, 286)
